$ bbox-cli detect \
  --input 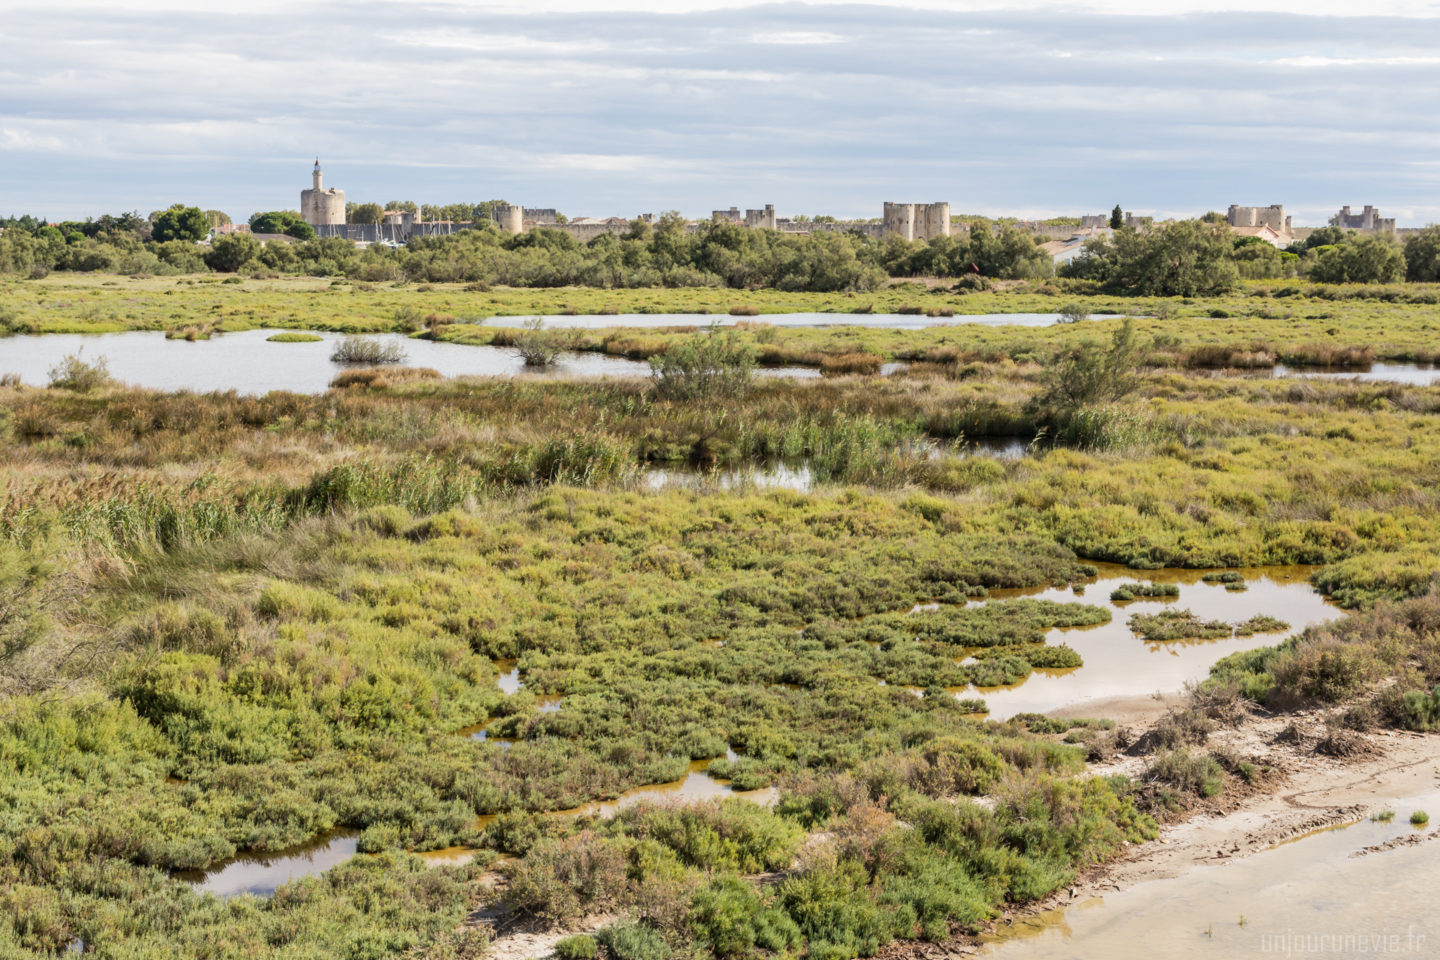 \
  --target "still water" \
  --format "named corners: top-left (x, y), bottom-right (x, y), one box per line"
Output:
top-left (1273, 362), bottom-right (1440, 386)
top-left (642, 441), bottom-right (1032, 493)
top-left (486, 312), bottom-right (1092, 330)
top-left (958, 564), bottom-right (1339, 720)
top-left (179, 754), bottom-right (766, 895)
top-left (981, 791), bottom-right (1440, 959)
top-left (0, 329), bottom-right (653, 393)
top-left (175, 830), bottom-right (360, 898)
